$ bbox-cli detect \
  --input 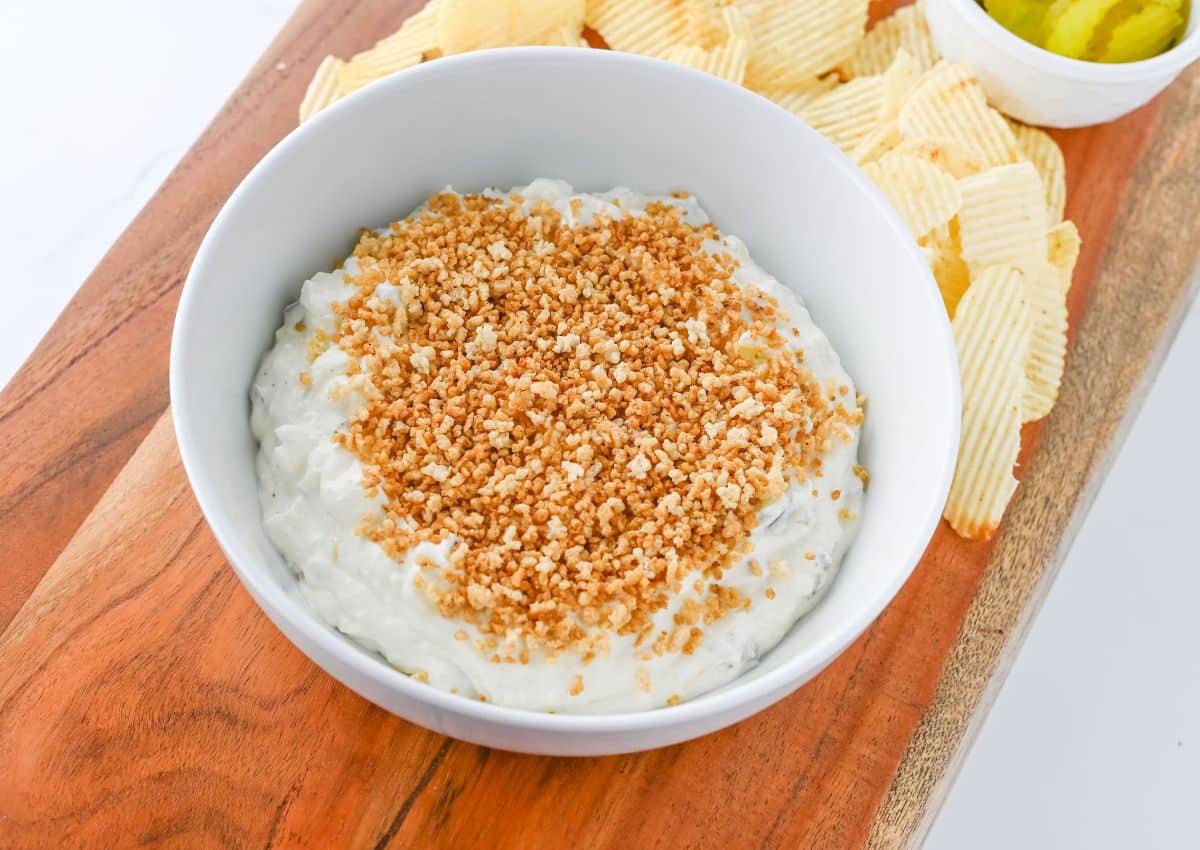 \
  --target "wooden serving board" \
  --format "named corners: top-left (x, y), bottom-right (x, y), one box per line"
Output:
top-left (2, 1), bottom-right (1198, 847)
